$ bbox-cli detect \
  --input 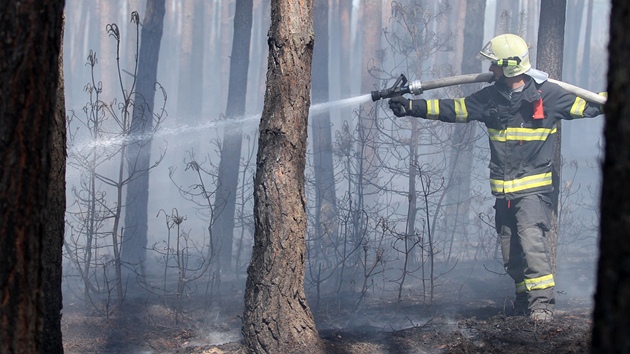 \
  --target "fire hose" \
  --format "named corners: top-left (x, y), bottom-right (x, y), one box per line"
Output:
top-left (371, 73), bottom-right (607, 105)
